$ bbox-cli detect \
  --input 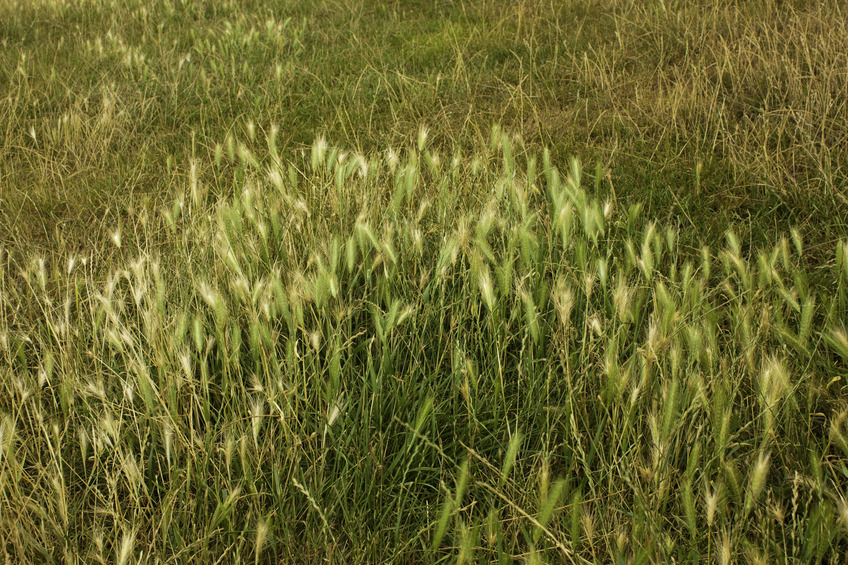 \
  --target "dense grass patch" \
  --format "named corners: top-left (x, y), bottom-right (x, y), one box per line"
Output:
top-left (3, 132), bottom-right (848, 562)
top-left (2, 0), bottom-right (848, 562)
